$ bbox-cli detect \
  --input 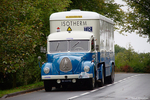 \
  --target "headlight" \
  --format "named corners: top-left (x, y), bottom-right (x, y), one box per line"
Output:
top-left (84, 66), bottom-right (90, 72)
top-left (44, 67), bottom-right (50, 74)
